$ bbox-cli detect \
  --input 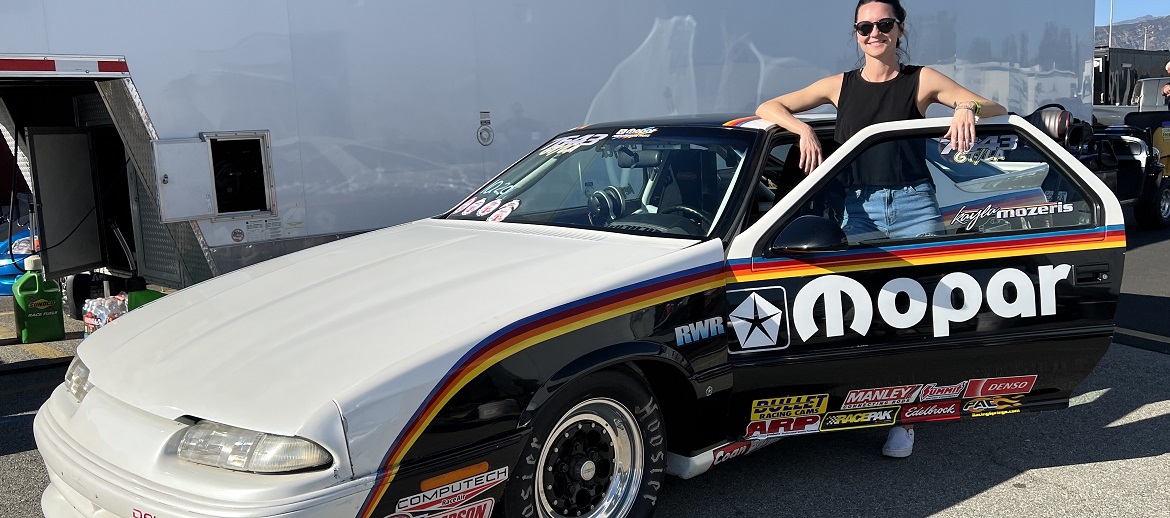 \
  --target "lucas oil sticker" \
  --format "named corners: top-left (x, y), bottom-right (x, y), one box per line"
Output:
top-left (395, 467), bottom-right (507, 514)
